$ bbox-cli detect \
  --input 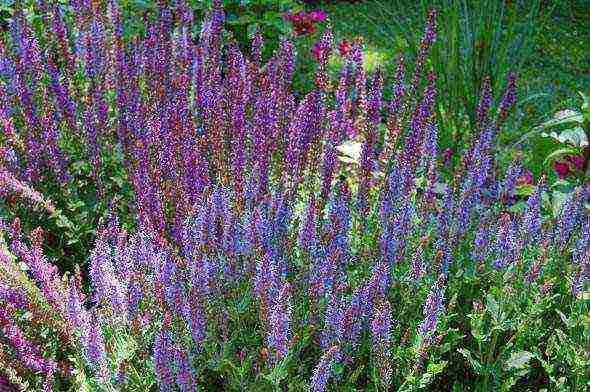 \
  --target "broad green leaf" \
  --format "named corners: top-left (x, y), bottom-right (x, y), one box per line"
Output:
top-left (539, 109), bottom-right (584, 129)
top-left (418, 361), bottom-right (447, 388)
top-left (336, 140), bottom-right (362, 164)
top-left (505, 351), bottom-right (534, 370)
top-left (486, 294), bottom-right (500, 319)
top-left (543, 147), bottom-right (580, 165)
top-left (457, 348), bottom-right (485, 374)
